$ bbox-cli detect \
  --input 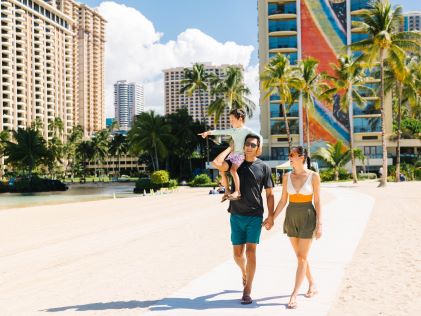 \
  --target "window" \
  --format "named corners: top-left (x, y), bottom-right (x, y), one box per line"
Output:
top-left (269, 36), bottom-right (297, 49)
top-left (363, 146), bottom-right (382, 158)
top-left (271, 147), bottom-right (289, 160)
top-left (268, 19), bottom-right (297, 32)
top-left (271, 119), bottom-right (299, 135)
top-left (354, 117), bottom-right (382, 133)
top-left (268, 3), bottom-right (296, 15)
top-left (270, 103), bottom-right (299, 118)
